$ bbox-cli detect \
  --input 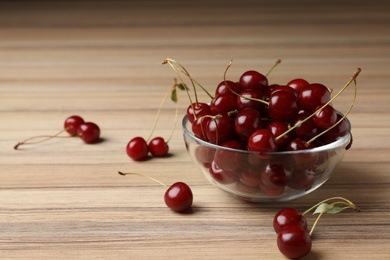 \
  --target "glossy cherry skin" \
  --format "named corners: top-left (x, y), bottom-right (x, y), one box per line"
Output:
top-left (267, 121), bottom-right (291, 150)
top-left (64, 115), bottom-right (84, 136)
top-left (292, 114), bottom-right (319, 140)
top-left (273, 208), bottom-right (308, 234)
top-left (148, 137), bottom-right (169, 157)
top-left (299, 83), bottom-right (331, 113)
top-left (268, 90), bottom-right (299, 122)
top-left (186, 102), bottom-right (211, 124)
top-left (270, 85), bottom-right (298, 98)
top-left (126, 137), bottom-right (149, 161)
top-left (210, 94), bottom-right (237, 115)
top-left (215, 80), bottom-right (241, 98)
top-left (236, 89), bottom-right (265, 112)
top-left (234, 108), bottom-right (262, 140)
top-left (164, 182), bottom-right (193, 212)
top-left (313, 104), bottom-right (337, 130)
top-left (239, 70), bottom-right (268, 92)
top-left (205, 115), bottom-right (235, 145)
top-left (277, 225), bottom-right (312, 259)
top-left (247, 129), bottom-right (278, 153)
top-left (321, 113), bottom-right (349, 143)
top-left (287, 78), bottom-right (309, 95)
top-left (77, 122), bottom-right (100, 144)
top-left (191, 116), bottom-right (211, 141)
